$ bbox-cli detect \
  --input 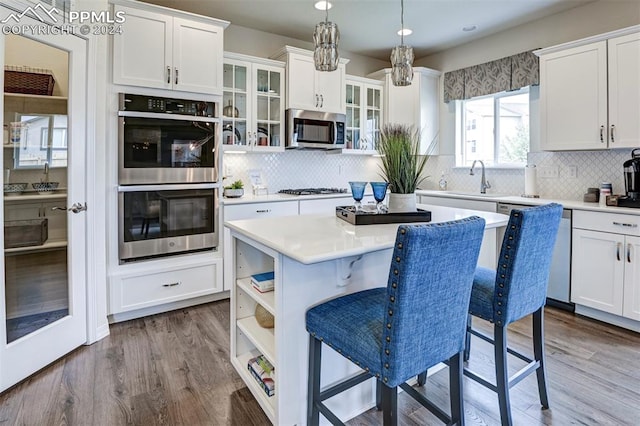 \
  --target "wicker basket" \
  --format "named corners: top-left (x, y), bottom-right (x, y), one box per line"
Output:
top-left (4, 66), bottom-right (55, 96)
